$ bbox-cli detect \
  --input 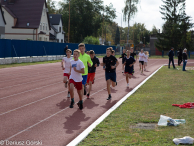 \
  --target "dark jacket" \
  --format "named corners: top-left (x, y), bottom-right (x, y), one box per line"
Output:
top-left (177, 49), bottom-right (182, 58)
top-left (182, 53), bottom-right (187, 61)
top-left (88, 56), bottom-right (100, 73)
top-left (168, 50), bottom-right (174, 58)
